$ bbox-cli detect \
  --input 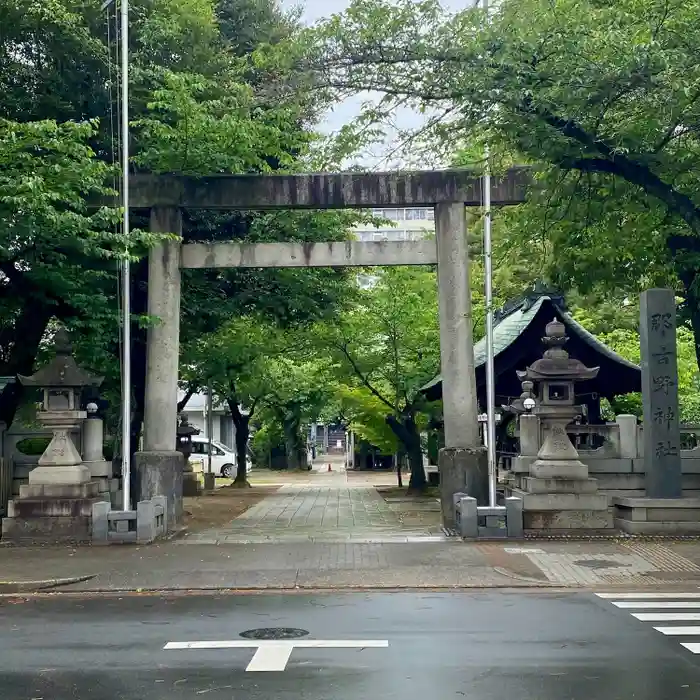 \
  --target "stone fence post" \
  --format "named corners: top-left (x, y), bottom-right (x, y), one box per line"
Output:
top-left (616, 414), bottom-right (638, 459)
